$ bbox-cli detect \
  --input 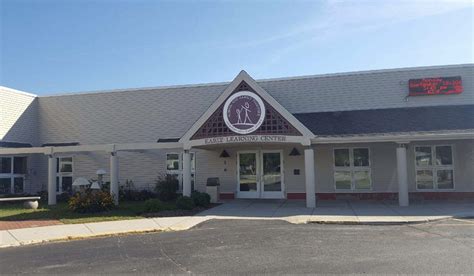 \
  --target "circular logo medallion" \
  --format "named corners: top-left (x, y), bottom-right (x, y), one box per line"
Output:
top-left (223, 91), bottom-right (266, 135)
